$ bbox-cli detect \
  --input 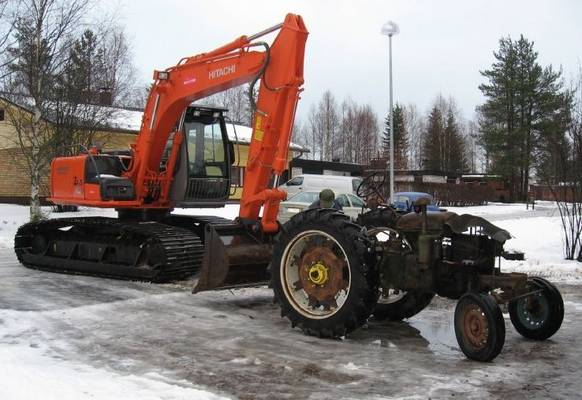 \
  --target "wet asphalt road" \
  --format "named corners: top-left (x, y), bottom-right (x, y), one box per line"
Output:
top-left (0, 248), bottom-right (580, 400)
